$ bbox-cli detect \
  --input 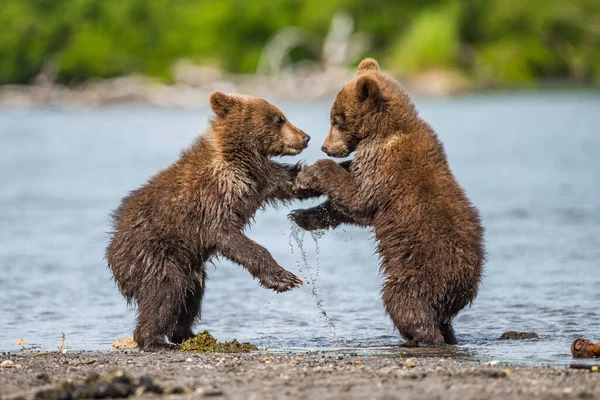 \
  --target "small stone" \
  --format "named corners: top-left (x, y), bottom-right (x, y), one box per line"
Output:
top-left (405, 359), bottom-right (416, 368)
top-left (195, 387), bottom-right (224, 396)
top-left (168, 386), bottom-right (186, 395)
top-left (1, 360), bottom-right (15, 368)
top-left (138, 375), bottom-right (162, 393)
top-left (485, 360), bottom-right (500, 366)
top-left (96, 383), bottom-right (120, 398)
top-left (186, 358), bottom-right (193, 362)
top-left (37, 373), bottom-right (51, 382)
top-left (15, 339), bottom-right (27, 345)
top-left (592, 366), bottom-right (599, 372)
